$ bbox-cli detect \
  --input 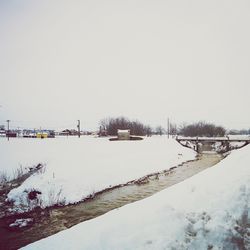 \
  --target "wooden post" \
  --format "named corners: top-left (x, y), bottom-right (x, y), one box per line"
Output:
top-left (6, 120), bottom-right (10, 141)
top-left (77, 120), bottom-right (81, 138)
